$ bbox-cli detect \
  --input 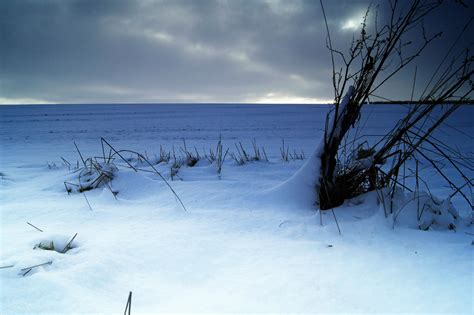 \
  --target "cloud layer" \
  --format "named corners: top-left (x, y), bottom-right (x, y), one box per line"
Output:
top-left (0, 0), bottom-right (471, 104)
